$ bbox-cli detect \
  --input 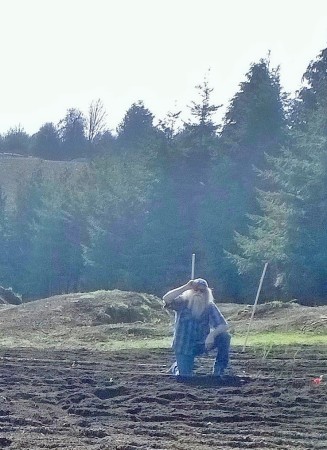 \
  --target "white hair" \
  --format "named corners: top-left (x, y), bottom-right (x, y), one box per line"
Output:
top-left (182, 288), bottom-right (214, 319)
